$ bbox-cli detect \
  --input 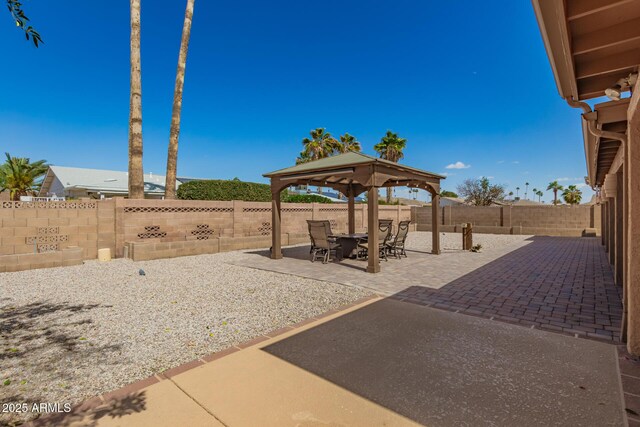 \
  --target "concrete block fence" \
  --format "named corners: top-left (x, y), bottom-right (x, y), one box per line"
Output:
top-left (0, 200), bottom-right (600, 270)
top-left (0, 199), bottom-right (411, 268)
top-left (412, 204), bottom-right (601, 237)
